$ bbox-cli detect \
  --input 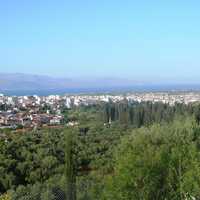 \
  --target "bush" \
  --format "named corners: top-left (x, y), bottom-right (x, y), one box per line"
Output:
top-left (103, 118), bottom-right (200, 200)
